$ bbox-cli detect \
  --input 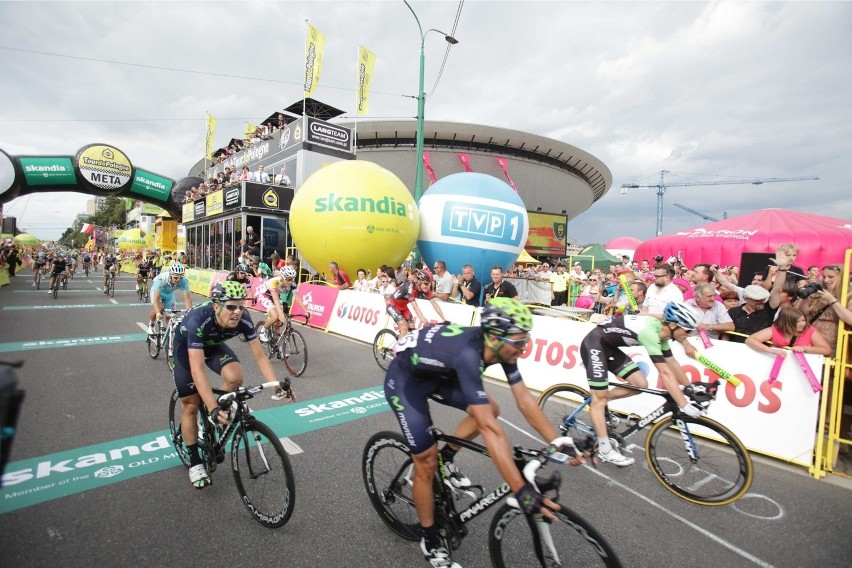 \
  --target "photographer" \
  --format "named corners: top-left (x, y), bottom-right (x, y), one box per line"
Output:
top-left (797, 264), bottom-right (846, 353)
